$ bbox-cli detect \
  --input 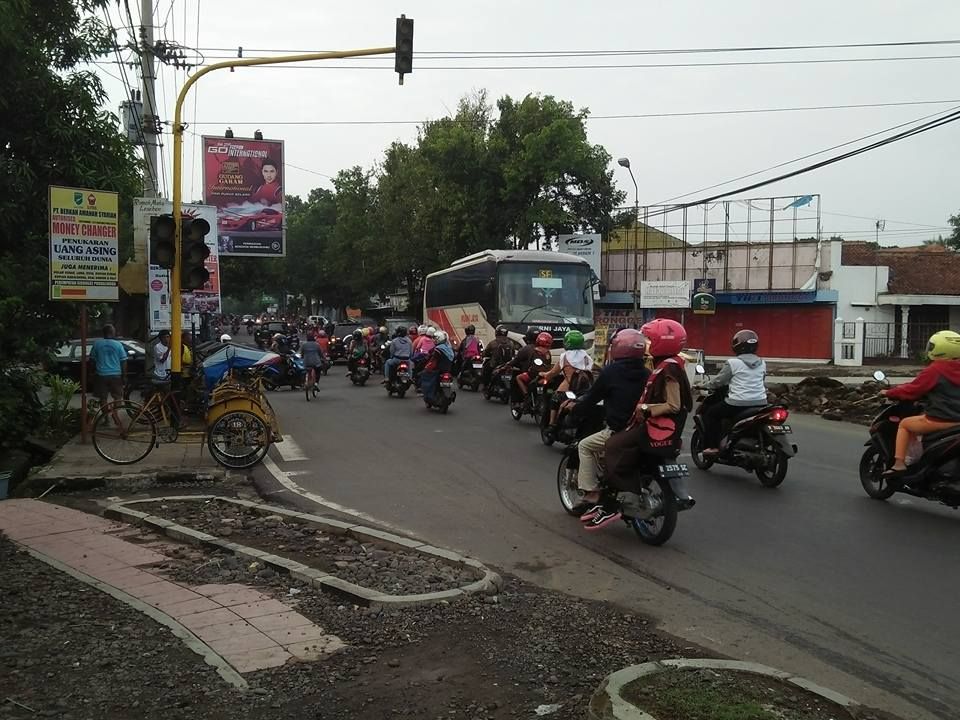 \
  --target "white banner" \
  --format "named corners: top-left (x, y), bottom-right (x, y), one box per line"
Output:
top-left (557, 233), bottom-right (602, 298)
top-left (640, 280), bottom-right (691, 308)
